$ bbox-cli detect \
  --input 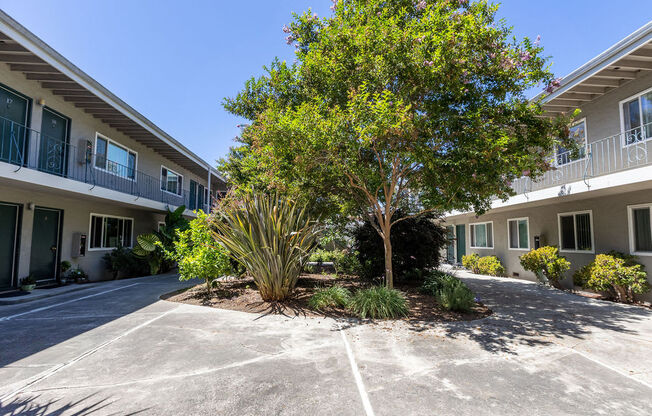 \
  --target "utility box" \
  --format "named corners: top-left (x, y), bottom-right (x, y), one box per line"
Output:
top-left (71, 232), bottom-right (86, 257)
